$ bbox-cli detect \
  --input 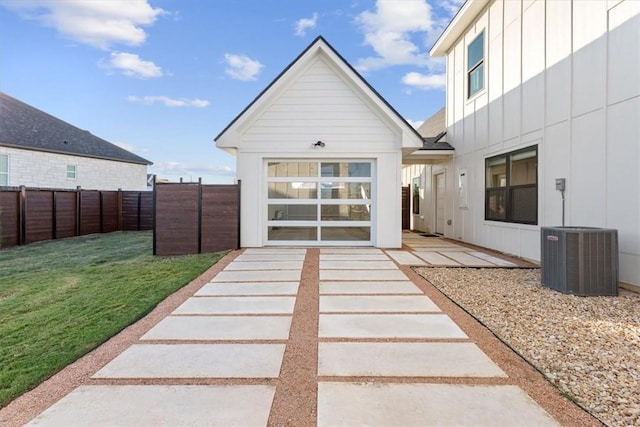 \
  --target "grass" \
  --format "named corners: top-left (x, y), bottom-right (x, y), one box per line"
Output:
top-left (0, 231), bottom-right (225, 408)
